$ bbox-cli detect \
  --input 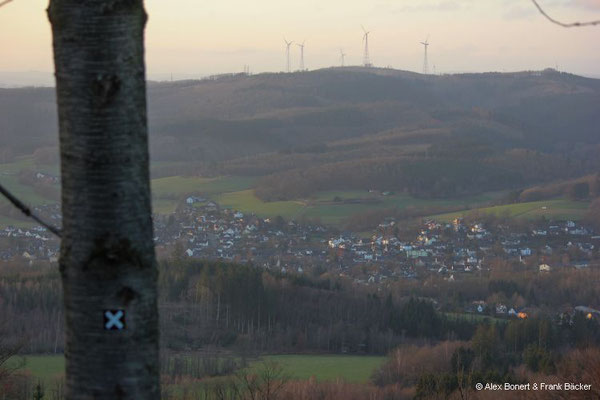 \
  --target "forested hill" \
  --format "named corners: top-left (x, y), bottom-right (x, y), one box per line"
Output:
top-left (1, 67), bottom-right (599, 198)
